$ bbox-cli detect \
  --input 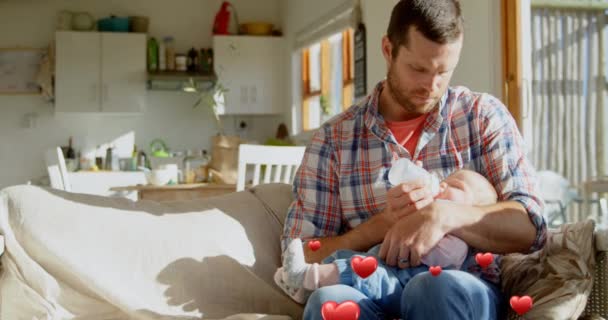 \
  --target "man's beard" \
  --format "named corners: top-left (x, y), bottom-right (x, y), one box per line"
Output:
top-left (386, 66), bottom-right (441, 116)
